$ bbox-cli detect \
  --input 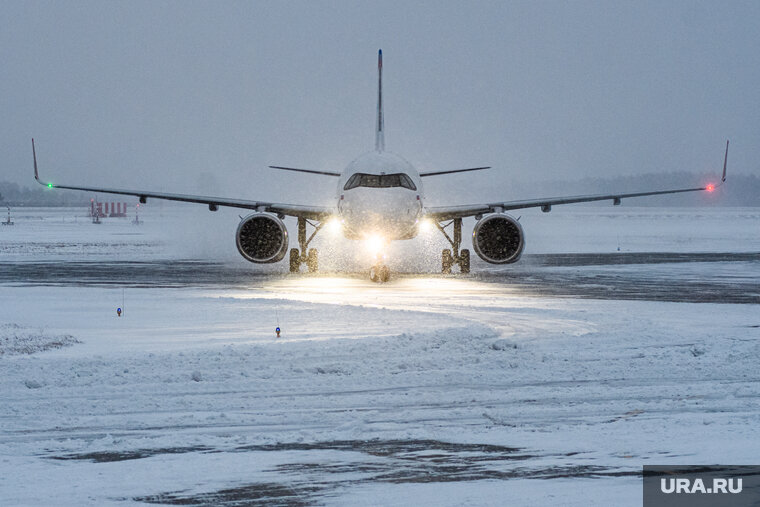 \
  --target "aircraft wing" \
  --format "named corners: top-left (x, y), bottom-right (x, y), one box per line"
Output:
top-left (32, 140), bottom-right (334, 220)
top-left (425, 141), bottom-right (729, 221)
top-left (424, 186), bottom-right (709, 220)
